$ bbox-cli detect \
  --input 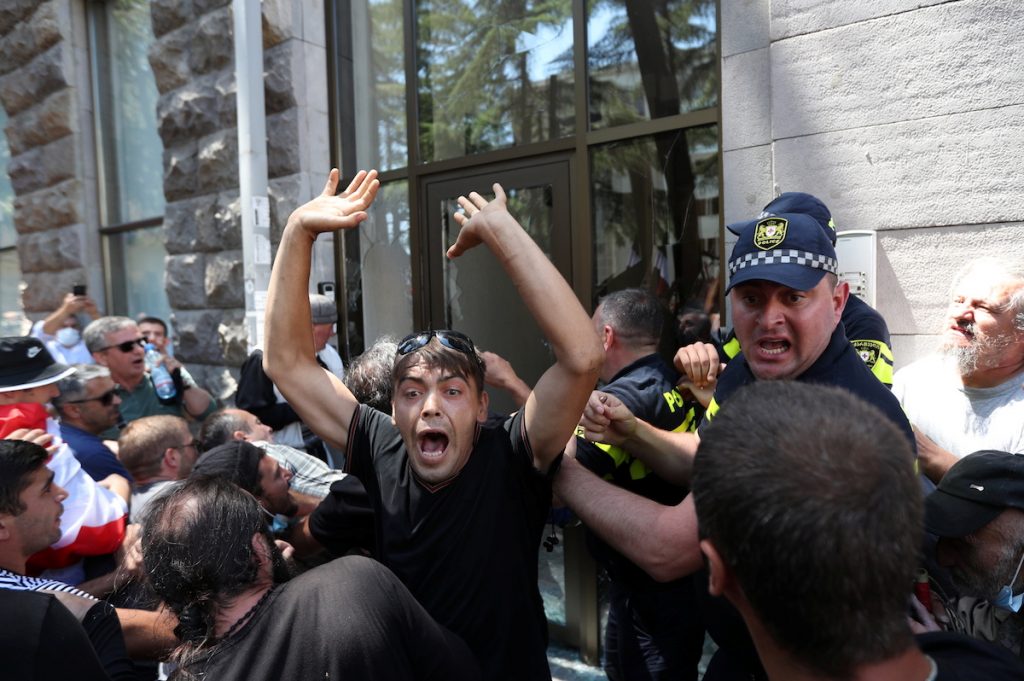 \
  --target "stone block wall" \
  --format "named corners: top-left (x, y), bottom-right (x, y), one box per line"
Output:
top-left (0, 0), bottom-right (331, 403)
top-left (720, 0), bottom-right (1024, 367)
top-left (0, 1), bottom-right (99, 313)
top-left (149, 0), bottom-right (330, 400)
